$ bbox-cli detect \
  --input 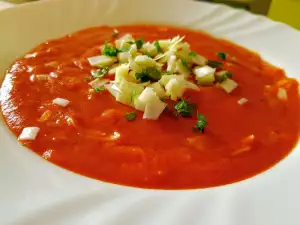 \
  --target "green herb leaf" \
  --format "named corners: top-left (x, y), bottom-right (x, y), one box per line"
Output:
top-left (174, 99), bottom-right (196, 118)
top-left (194, 111), bottom-right (207, 133)
top-left (112, 29), bottom-right (119, 37)
top-left (135, 67), bottom-right (162, 82)
top-left (154, 40), bottom-right (163, 53)
top-left (217, 52), bottom-right (227, 60)
top-left (207, 60), bottom-right (223, 68)
top-left (92, 67), bottom-right (109, 78)
top-left (135, 38), bottom-right (144, 50)
top-left (84, 76), bottom-right (93, 81)
top-left (188, 51), bottom-right (197, 57)
top-left (125, 112), bottom-right (137, 121)
top-left (103, 41), bottom-right (119, 56)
